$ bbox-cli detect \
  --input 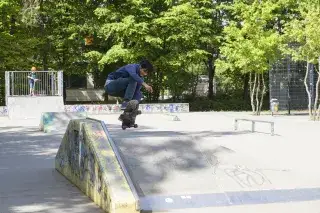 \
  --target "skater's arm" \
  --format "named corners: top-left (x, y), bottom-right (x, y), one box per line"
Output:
top-left (126, 64), bottom-right (144, 84)
top-left (133, 84), bottom-right (142, 101)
